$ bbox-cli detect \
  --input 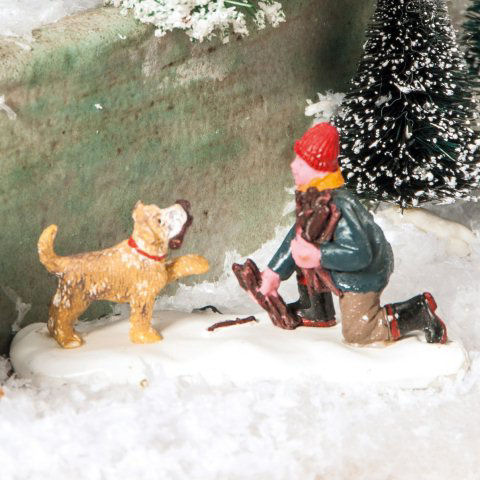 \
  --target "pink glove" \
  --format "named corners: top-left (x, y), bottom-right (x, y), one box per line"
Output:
top-left (291, 233), bottom-right (321, 269)
top-left (258, 268), bottom-right (281, 297)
